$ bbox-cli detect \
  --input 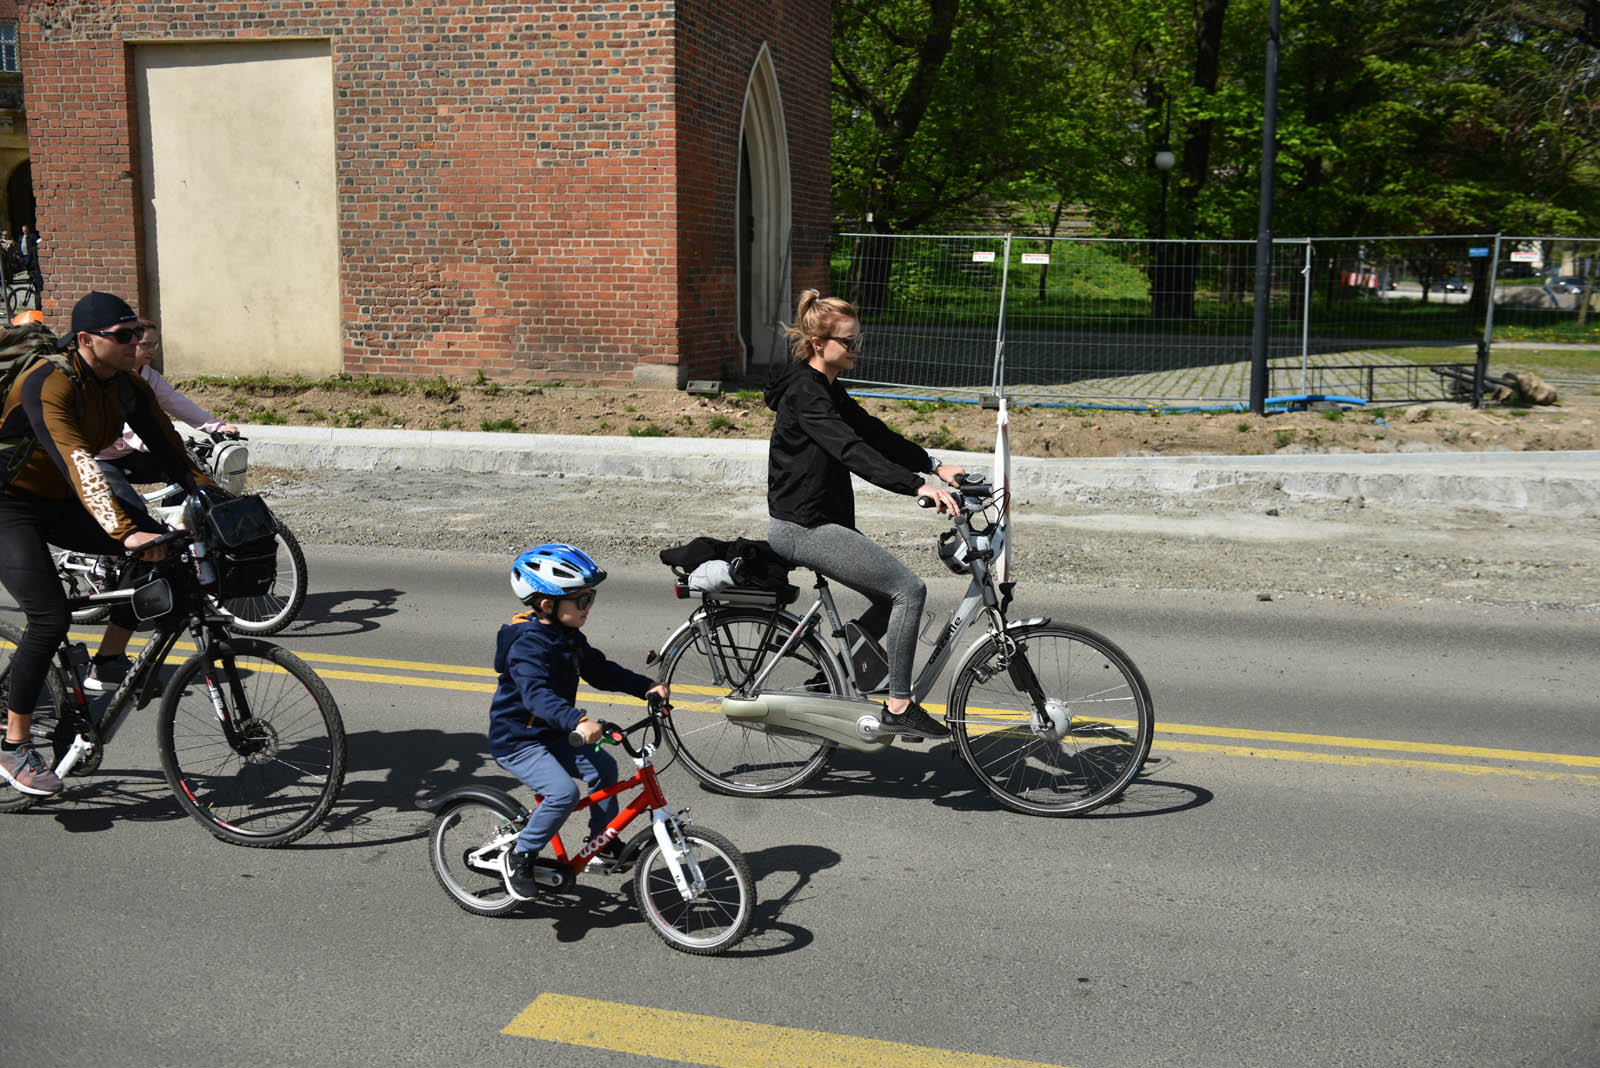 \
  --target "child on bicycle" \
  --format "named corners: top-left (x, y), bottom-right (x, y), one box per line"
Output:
top-left (488, 543), bottom-right (669, 900)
